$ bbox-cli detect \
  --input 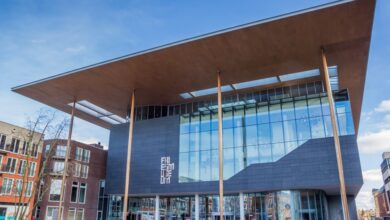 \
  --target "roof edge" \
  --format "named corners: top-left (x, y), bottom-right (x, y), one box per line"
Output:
top-left (12, 0), bottom-right (353, 91)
